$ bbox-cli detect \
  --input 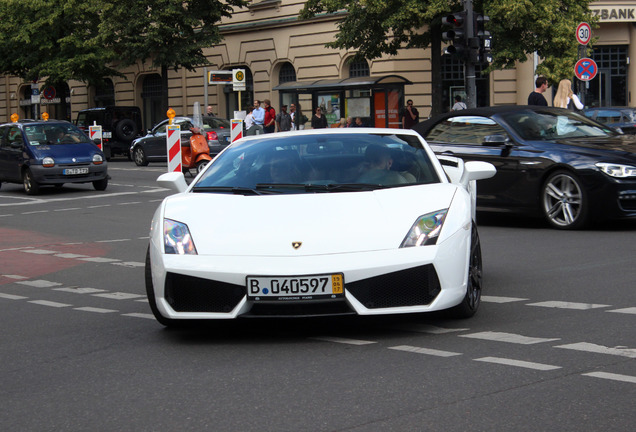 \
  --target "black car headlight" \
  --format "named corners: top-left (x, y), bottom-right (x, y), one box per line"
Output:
top-left (596, 163), bottom-right (636, 178)
top-left (400, 209), bottom-right (448, 247)
top-left (164, 219), bottom-right (197, 255)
